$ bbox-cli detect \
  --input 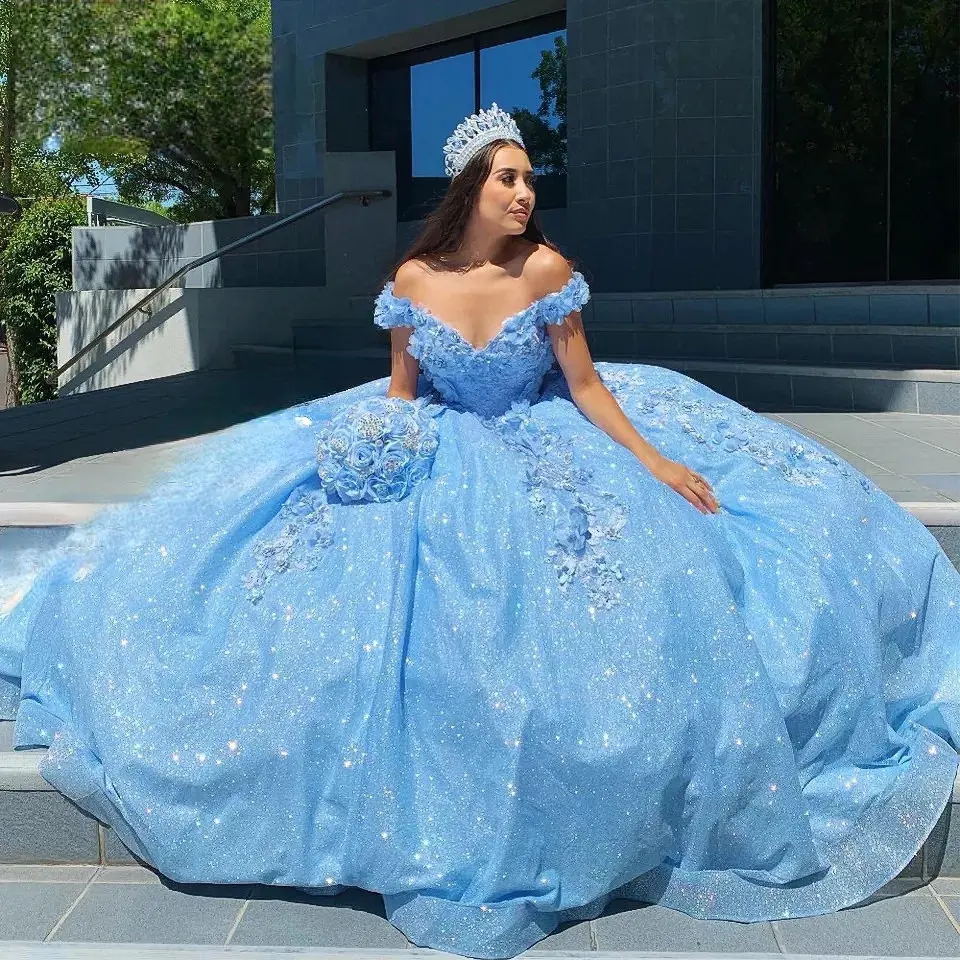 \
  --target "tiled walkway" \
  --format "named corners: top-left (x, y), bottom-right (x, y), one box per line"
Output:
top-left (1, 866), bottom-right (959, 956)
